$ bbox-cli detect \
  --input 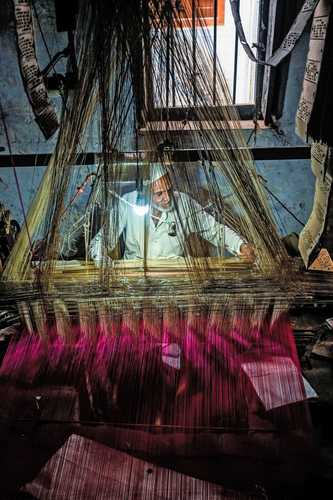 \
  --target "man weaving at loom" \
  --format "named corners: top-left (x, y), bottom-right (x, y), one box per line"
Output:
top-left (89, 164), bottom-right (254, 264)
